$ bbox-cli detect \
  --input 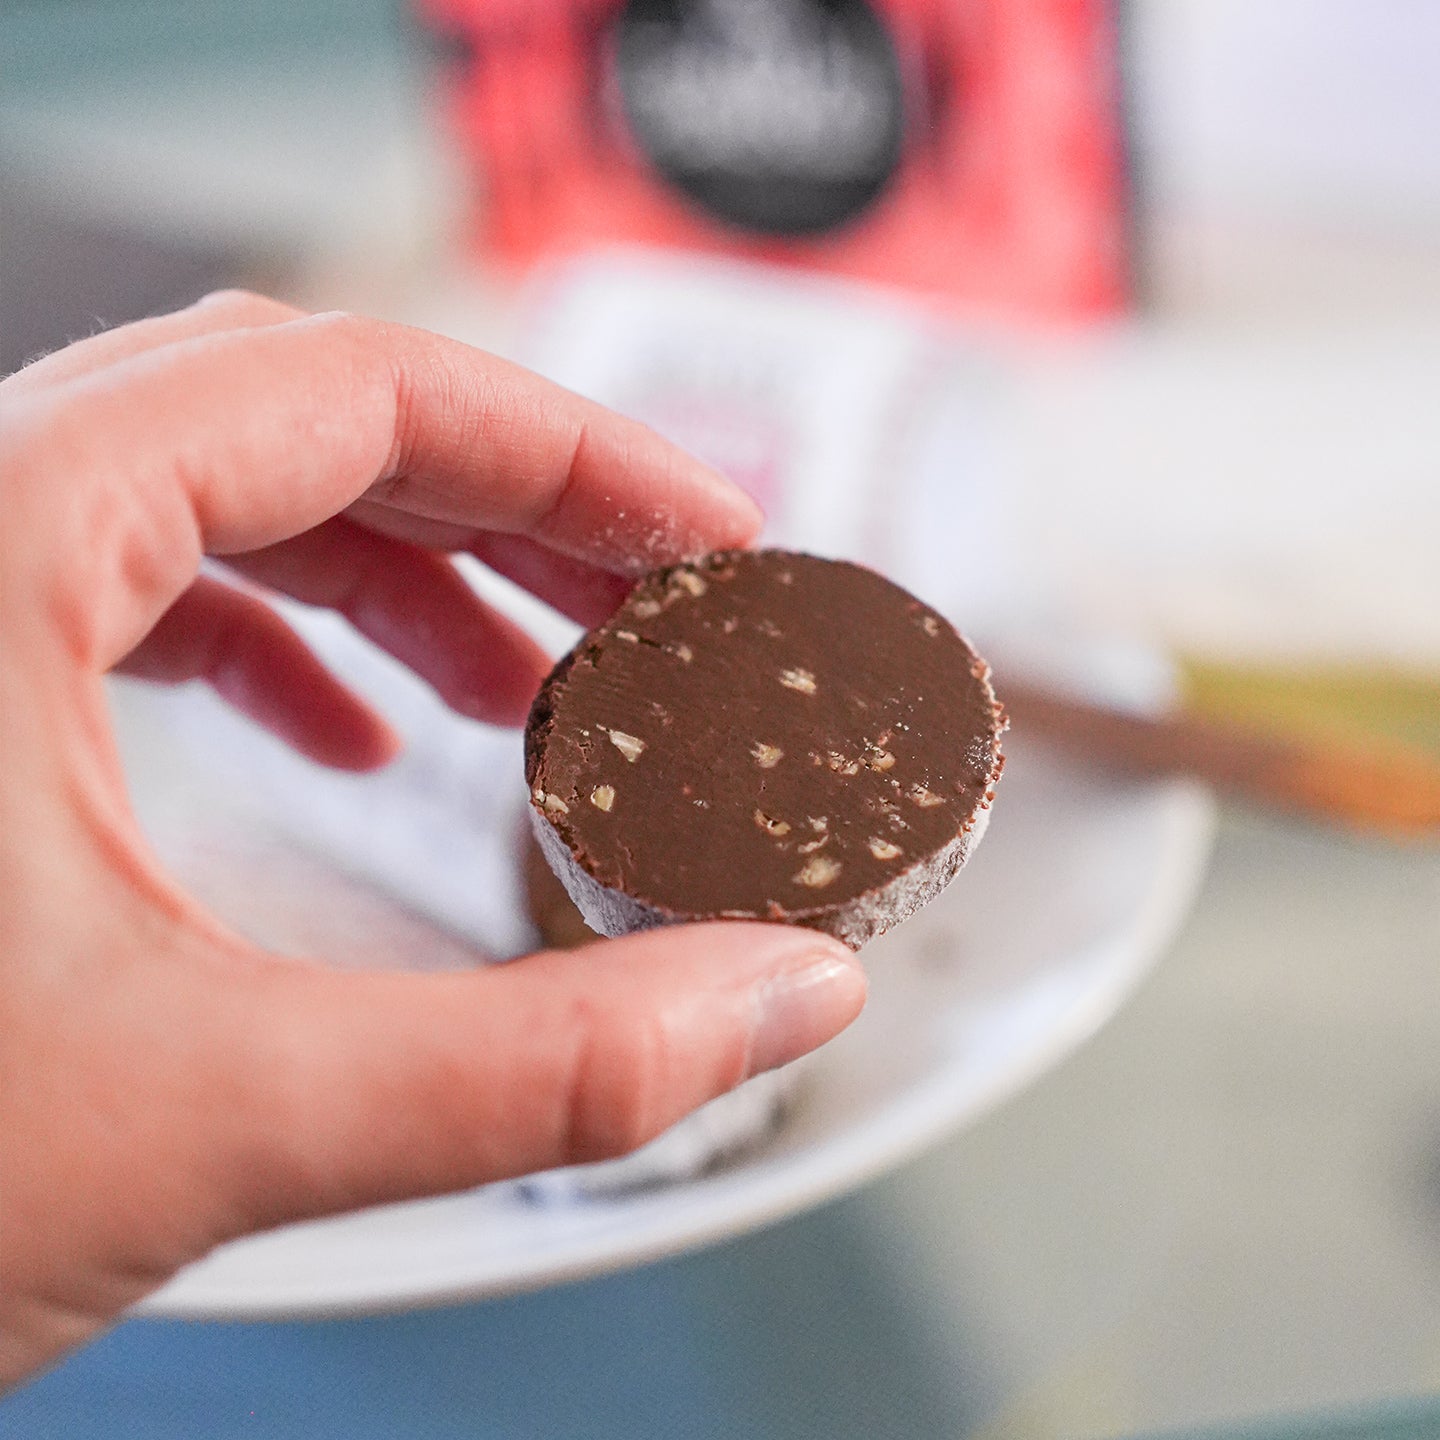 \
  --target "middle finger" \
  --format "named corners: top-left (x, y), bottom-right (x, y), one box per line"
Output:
top-left (227, 517), bottom-right (552, 728)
